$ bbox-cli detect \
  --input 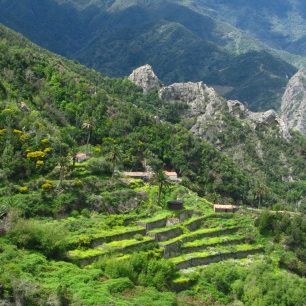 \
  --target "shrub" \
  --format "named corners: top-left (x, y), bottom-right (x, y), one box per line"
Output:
top-left (87, 158), bottom-right (112, 176)
top-left (8, 219), bottom-right (68, 259)
top-left (106, 278), bottom-right (134, 294)
top-left (18, 186), bottom-right (29, 194)
top-left (41, 180), bottom-right (54, 190)
top-left (134, 234), bottom-right (144, 241)
top-left (102, 253), bottom-right (176, 290)
top-left (81, 208), bottom-right (90, 218)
